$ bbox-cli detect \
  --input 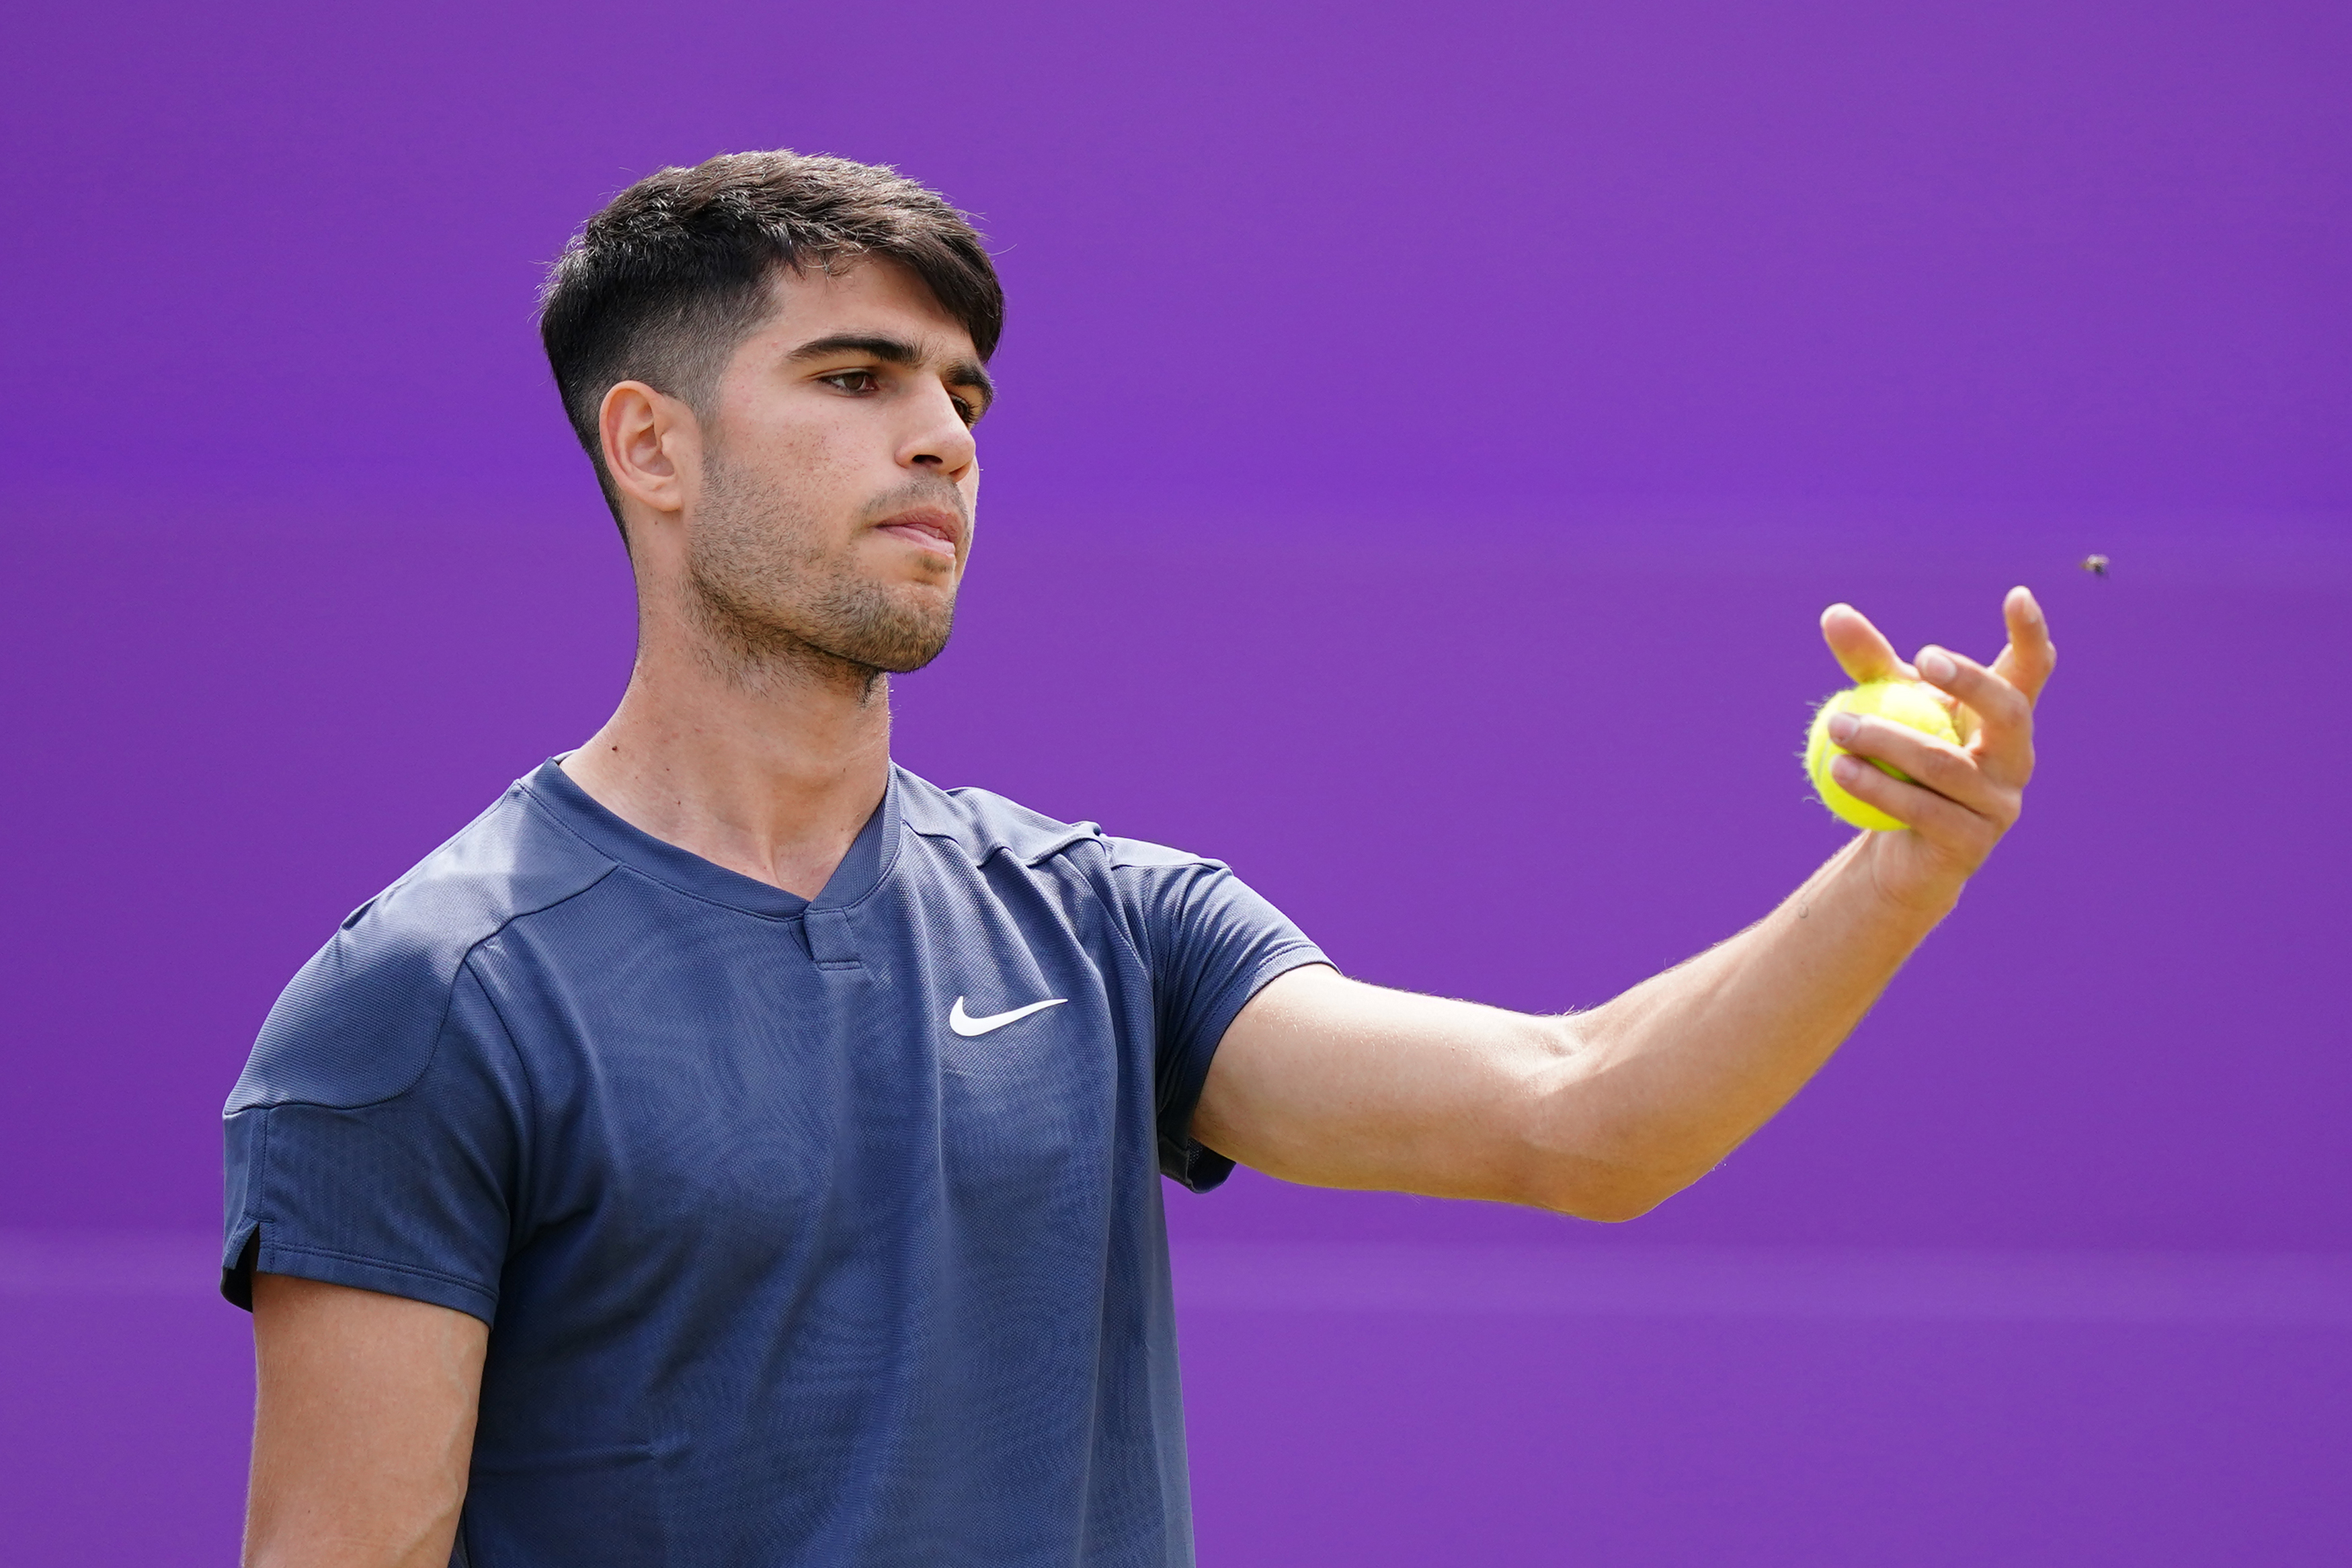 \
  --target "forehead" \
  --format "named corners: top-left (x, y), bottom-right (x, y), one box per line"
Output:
top-left (741, 259), bottom-right (977, 360)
